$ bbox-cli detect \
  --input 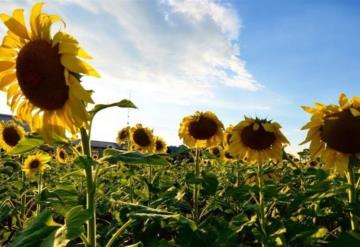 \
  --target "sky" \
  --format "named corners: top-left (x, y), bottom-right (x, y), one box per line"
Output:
top-left (1, 0), bottom-right (360, 154)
